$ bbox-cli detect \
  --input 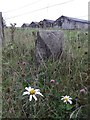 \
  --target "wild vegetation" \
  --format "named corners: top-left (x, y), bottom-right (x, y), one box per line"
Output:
top-left (2, 27), bottom-right (89, 119)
